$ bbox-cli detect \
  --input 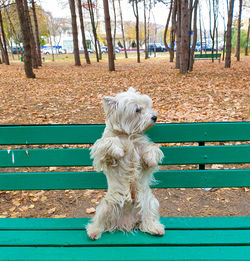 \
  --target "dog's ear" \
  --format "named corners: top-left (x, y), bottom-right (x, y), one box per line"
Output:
top-left (128, 87), bottom-right (136, 93)
top-left (103, 97), bottom-right (117, 115)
